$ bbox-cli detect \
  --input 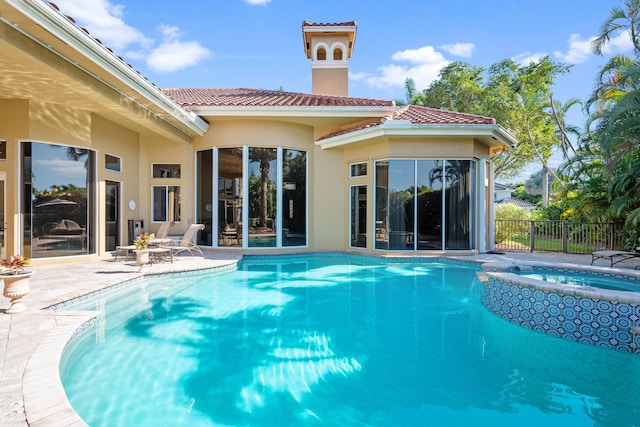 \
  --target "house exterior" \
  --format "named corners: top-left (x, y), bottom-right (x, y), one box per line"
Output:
top-left (494, 183), bottom-right (515, 203)
top-left (0, 1), bottom-right (515, 264)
